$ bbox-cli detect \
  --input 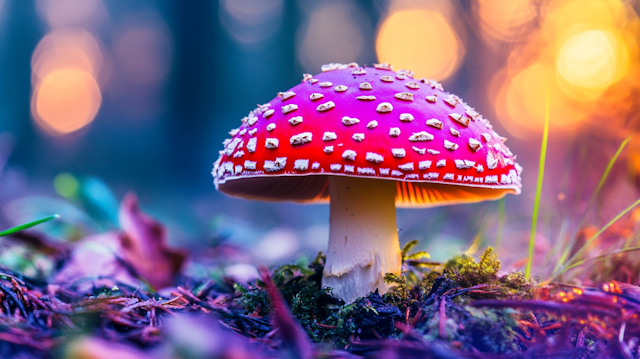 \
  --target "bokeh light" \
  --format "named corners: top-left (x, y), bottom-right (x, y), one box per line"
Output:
top-left (32, 68), bottom-right (101, 136)
top-left (53, 172), bottom-right (79, 199)
top-left (31, 29), bottom-right (103, 80)
top-left (376, 7), bottom-right (464, 80)
top-left (493, 64), bottom-right (587, 139)
top-left (474, 0), bottom-right (537, 49)
top-left (556, 28), bottom-right (629, 100)
top-left (544, 0), bottom-right (621, 36)
top-left (219, 0), bottom-right (284, 46)
top-left (488, 0), bottom-right (640, 138)
top-left (113, 22), bottom-right (172, 85)
top-left (36, 0), bottom-right (106, 30)
top-left (30, 28), bottom-right (104, 135)
top-left (557, 30), bottom-right (617, 88)
top-left (297, 3), bottom-right (369, 72)
top-left (108, 12), bottom-right (173, 121)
